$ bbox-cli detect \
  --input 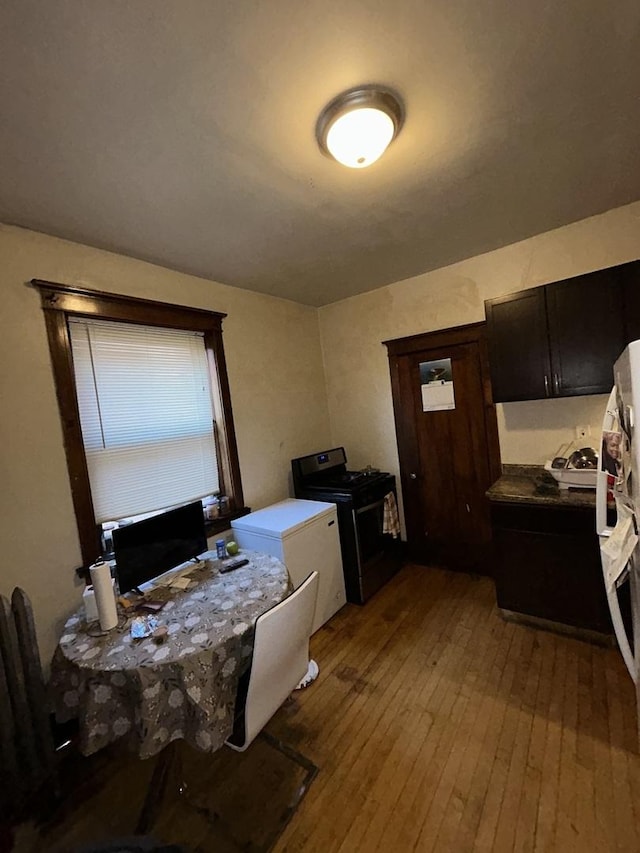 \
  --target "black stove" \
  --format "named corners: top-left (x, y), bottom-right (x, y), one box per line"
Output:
top-left (313, 471), bottom-right (374, 487)
top-left (291, 447), bottom-right (401, 604)
top-left (292, 447), bottom-right (391, 499)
